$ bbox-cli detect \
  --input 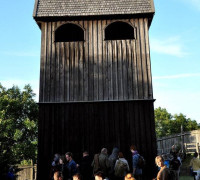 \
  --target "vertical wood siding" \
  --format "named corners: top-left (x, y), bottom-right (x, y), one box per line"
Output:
top-left (39, 18), bottom-right (153, 102)
top-left (37, 101), bottom-right (157, 180)
top-left (37, 17), bottom-right (157, 180)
